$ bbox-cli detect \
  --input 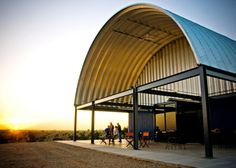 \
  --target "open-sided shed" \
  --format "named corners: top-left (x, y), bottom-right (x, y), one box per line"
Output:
top-left (74, 4), bottom-right (236, 158)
